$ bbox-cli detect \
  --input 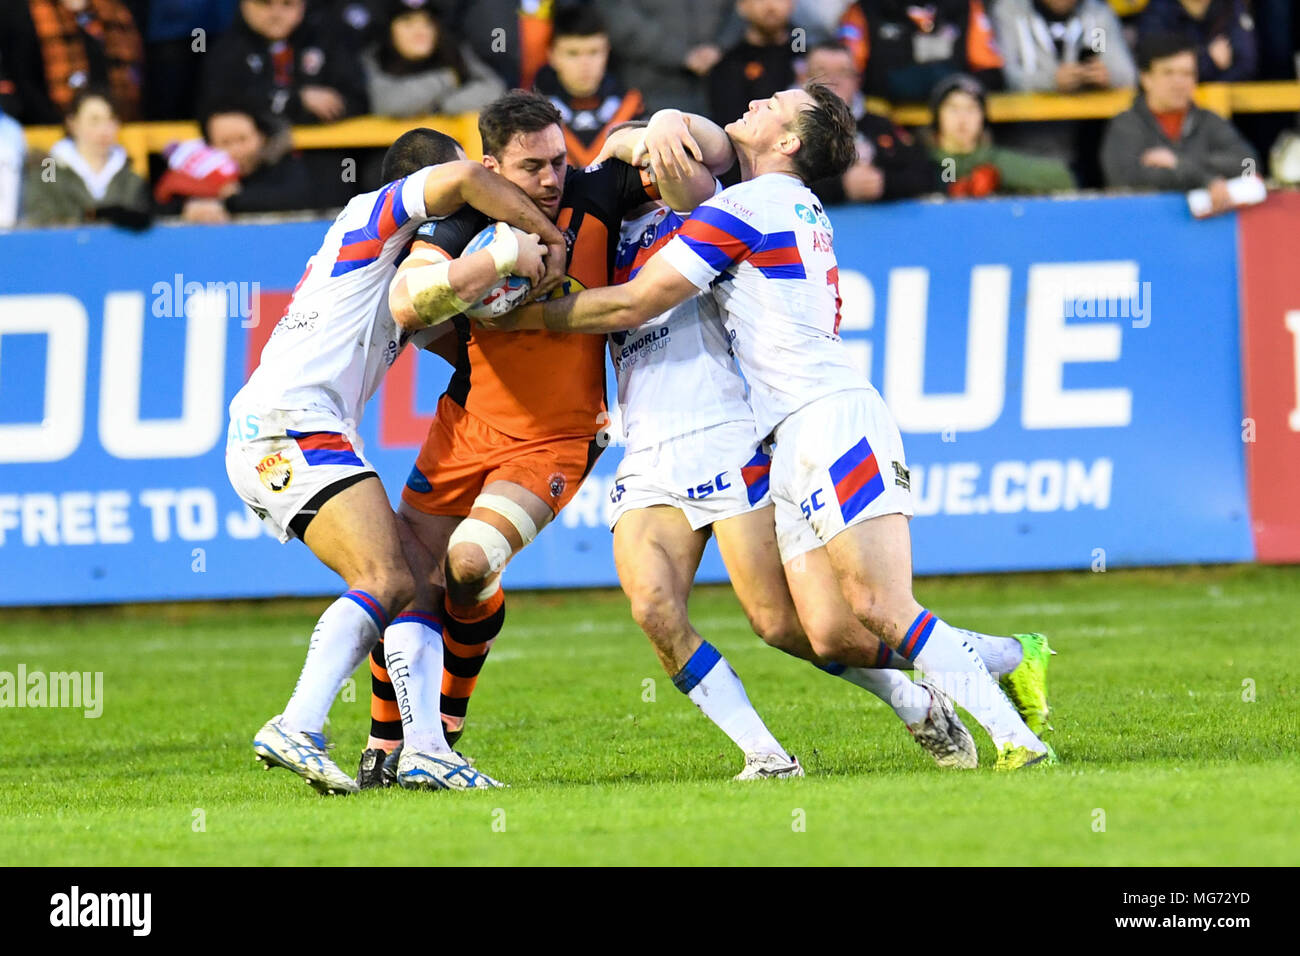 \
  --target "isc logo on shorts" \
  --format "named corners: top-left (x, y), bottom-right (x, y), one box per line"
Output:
top-left (685, 472), bottom-right (731, 500)
top-left (257, 453), bottom-right (293, 493)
